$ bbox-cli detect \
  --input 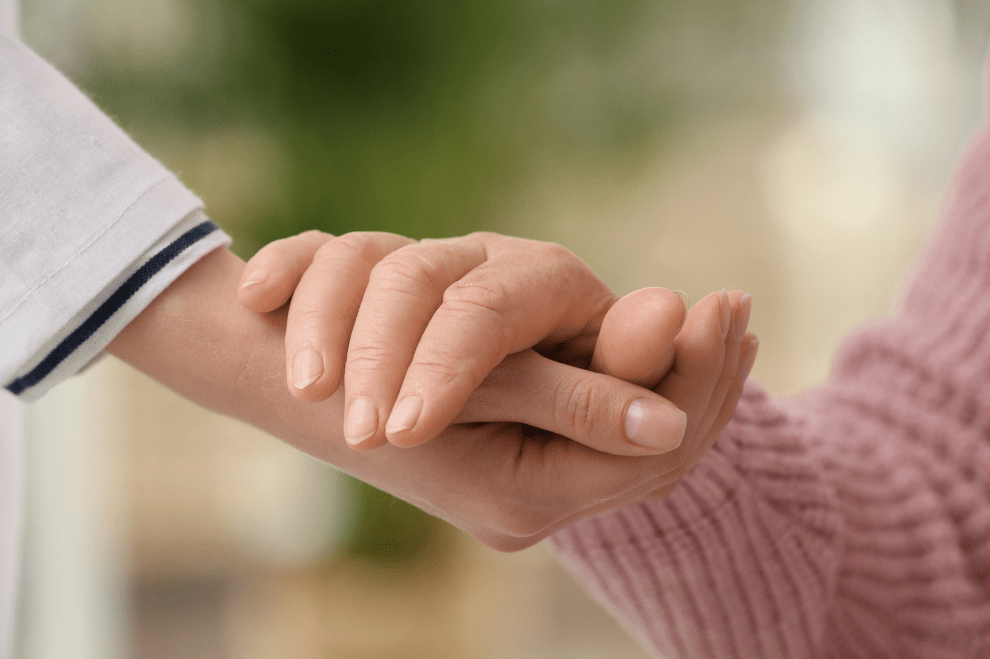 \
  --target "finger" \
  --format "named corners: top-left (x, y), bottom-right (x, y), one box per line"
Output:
top-left (238, 230), bottom-right (334, 312)
top-left (457, 302), bottom-right (757, 549)
top-left (642, 329), bottom-right (758, 501)
top-left (701, 330), bottom-right (759, 454)
top-left (286, 232), bottom-right (415, 404)
top-left (342, 237), bottom-right (489, 448)
top-left (646, 290), bottom-right (755, 496)
top-left (382, 236), bottom-right (616, 448)
top-left (589, 287), bottom-right (689, 388)
top-left (689, 291), bottom-right (751, 458)
top-left (385, 332), bottom-right (762, 552)
top-left (649, 289), bottom-right (731, 468)
top-left (456, 349), bottom-right (688, 457)
top-left (626, 292), bottom-right (751, 500)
